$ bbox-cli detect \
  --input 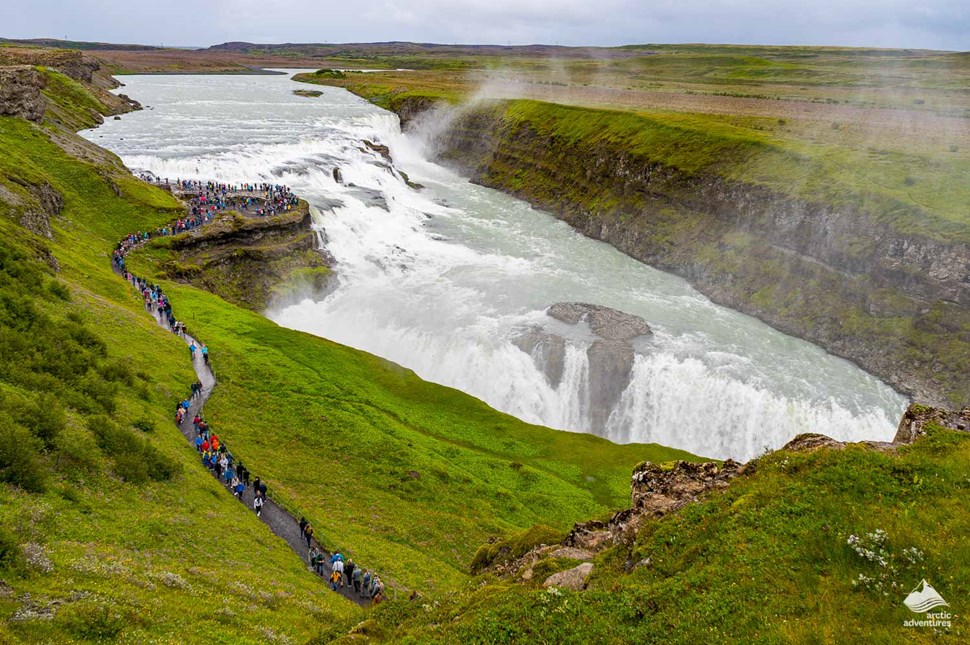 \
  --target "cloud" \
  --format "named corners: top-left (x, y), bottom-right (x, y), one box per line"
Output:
top-left (0, 0), bottom-right (965, 50)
